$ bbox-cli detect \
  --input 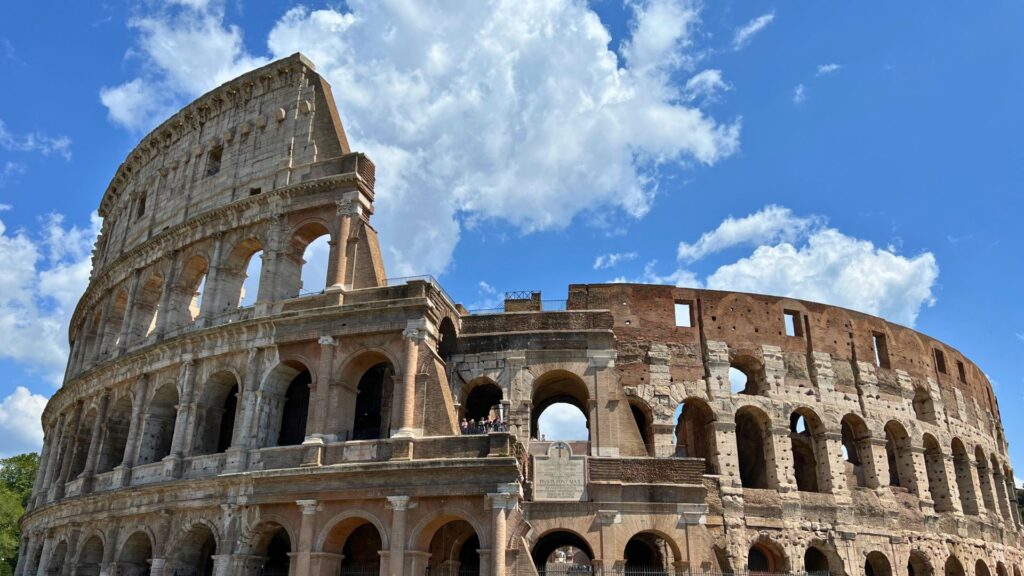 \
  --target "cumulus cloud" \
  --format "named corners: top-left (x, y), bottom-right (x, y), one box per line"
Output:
top-left (0, 119), bottom-right (72, 160)
top-left (793, 83), bottom-right (807, 104)
top-left (537, 402), bottom-right (588, 441)
top-left (0, 210), bottom-right (99, 385)
top-left (594, 252), bottom-right (638, 270)
top-left (732, 12), bottom-right (775, 50)
top-left (816, 63), bottom-right (843, 76)
top-left (102, 0), bottom-right (741, 276)
top-left (677, 205), bottom-right (821, 262)
top-left (0, 386), bottom-right (48, 457)
top-left (684, 69), bottom-right (730, 103)
top-left (0, 161), bottom-right (26, 187)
